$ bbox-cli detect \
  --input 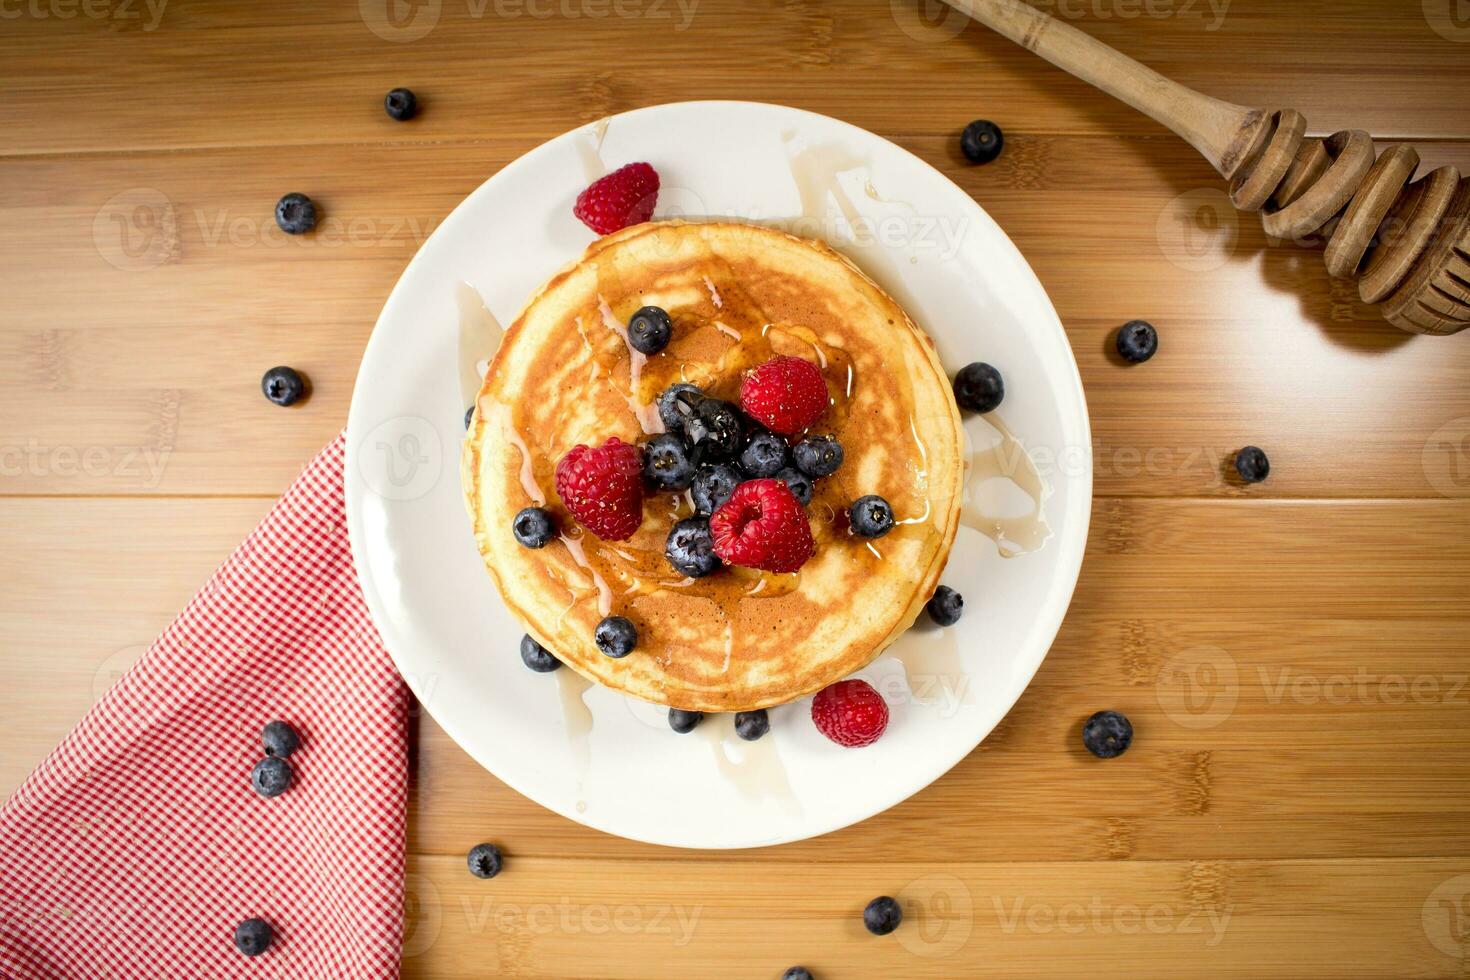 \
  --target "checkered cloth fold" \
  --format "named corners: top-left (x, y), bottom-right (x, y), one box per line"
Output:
top-left (0, 434), bottom-right (407, 978)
